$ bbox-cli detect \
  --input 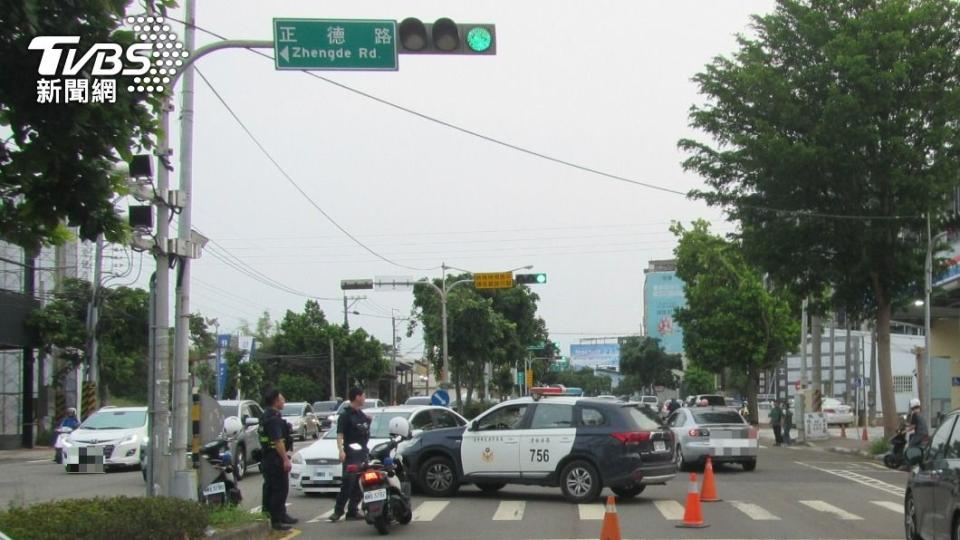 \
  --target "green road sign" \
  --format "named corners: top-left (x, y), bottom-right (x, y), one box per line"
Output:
top-left (526, 341), bottom-right (545, 351)
top-left (273, 19), bottom-right (398, 71)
